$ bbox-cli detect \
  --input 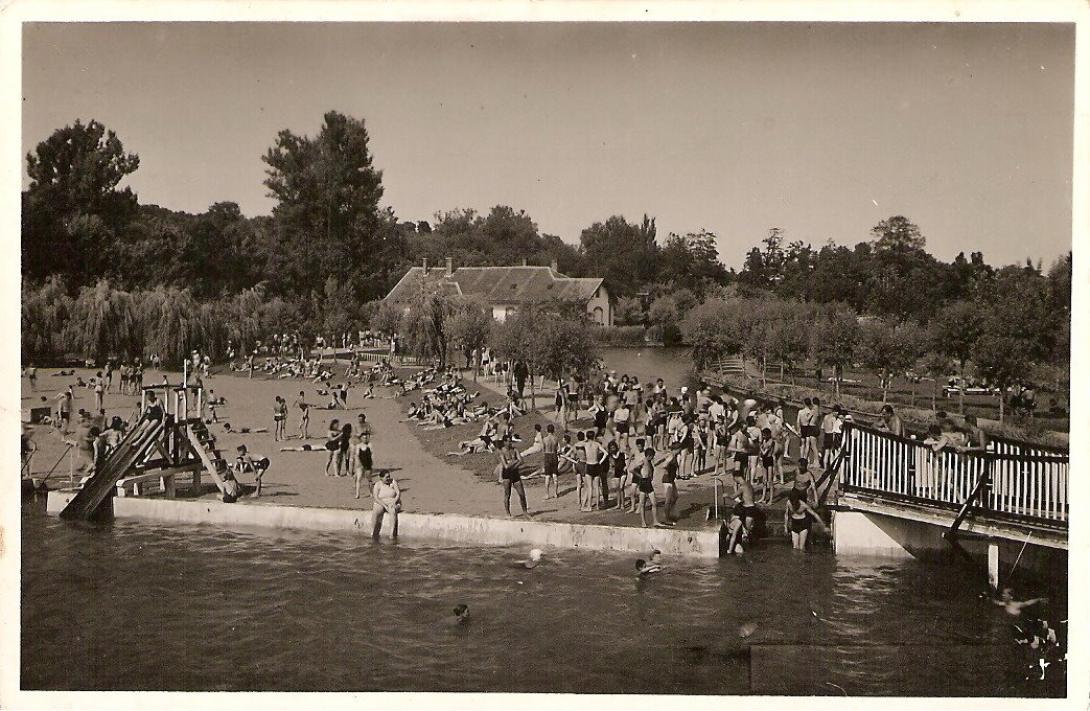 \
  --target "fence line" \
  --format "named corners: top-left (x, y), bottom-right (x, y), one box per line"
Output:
top-left (841, 423), bottom-right (1068, 526)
